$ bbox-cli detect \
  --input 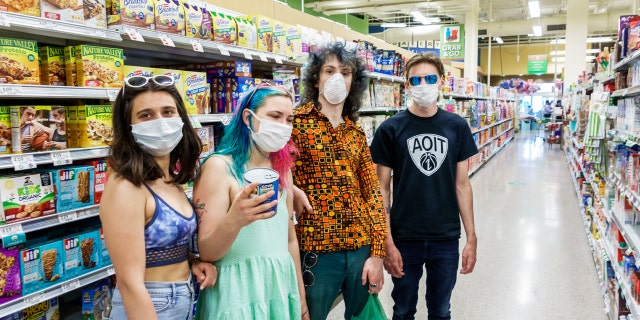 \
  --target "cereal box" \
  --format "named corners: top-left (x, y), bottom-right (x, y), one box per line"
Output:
top-left (205, 60), bottom-right (251, 78)
top-left (247, 15), bottom-right (273, 52)
top-left (0, 106), bottom-right (12, 154)
top-left (272, 20), bottom-right (286, 56)
top-left (40, 0), bottom-right (84, 25)
top-left (83, 0), bottom-right (107, 28)
top-left (82, 278), bottom-right (112, 320)
top-left (39, 46), bottom-right (66, 86)
top-left (107, 0), bottom-right (154, 28)
top-left (0, 246), bottom-right (21, 305)
top-left (79, 159), bottom-right (108, 205)
top-left (211, 11), bottom-right (236, 45)
top-left (155, 68), bottom-right (183, 95)
top-left (10, 106), bottom-right (53, 154)
top-left (0, 0), bottom-right (40, 16)
top-left (20, 240), bottom-right (64, 295)
top-left (185, 0), bottom-right (210, 40)
top-left (22, 297), bottom-right (60, 320)
top-left (183, 71), bottom-right (208, 114)
top-left (0, 172), bottom-right (56, 225)
top-left (123, 65), bottom-right (155, 78)
top-left (63, 229), bottom-right (100, 280)
top-left (99, 228), bottom-right (111, 267)
top-left (75, 45), bottom-right (124, 88)
top-left (0, 38), bottom-right (40, 85)
top-left (235, 17), bottom-right (256, 49)
top-left (43, 165), bottom-right (94, 212)
top-left (154, 0), bottom-right (184, 35)
top-left (285, 24), bottom-right (301, 58)
top-left (64, 46), bottom-right (78, 86)
top-left (65, 106), bottom-right (78, 148)
top-left (78, 105), bottom-right (113, 147)
top-left (226, 77), bottom-right (255, 113)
